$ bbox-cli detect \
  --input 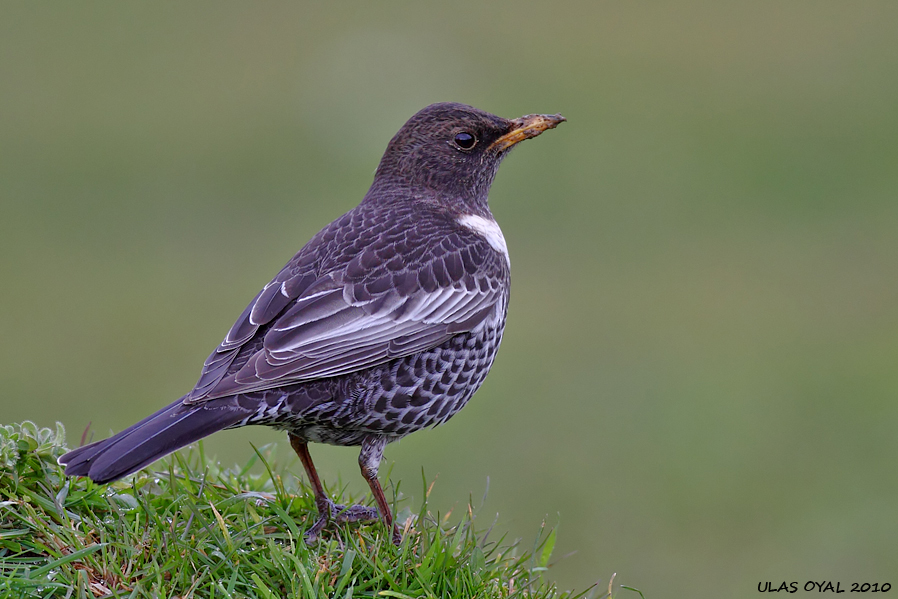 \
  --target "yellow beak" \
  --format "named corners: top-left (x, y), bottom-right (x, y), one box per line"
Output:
top-left (489, 113), bottom-right (566, 152)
